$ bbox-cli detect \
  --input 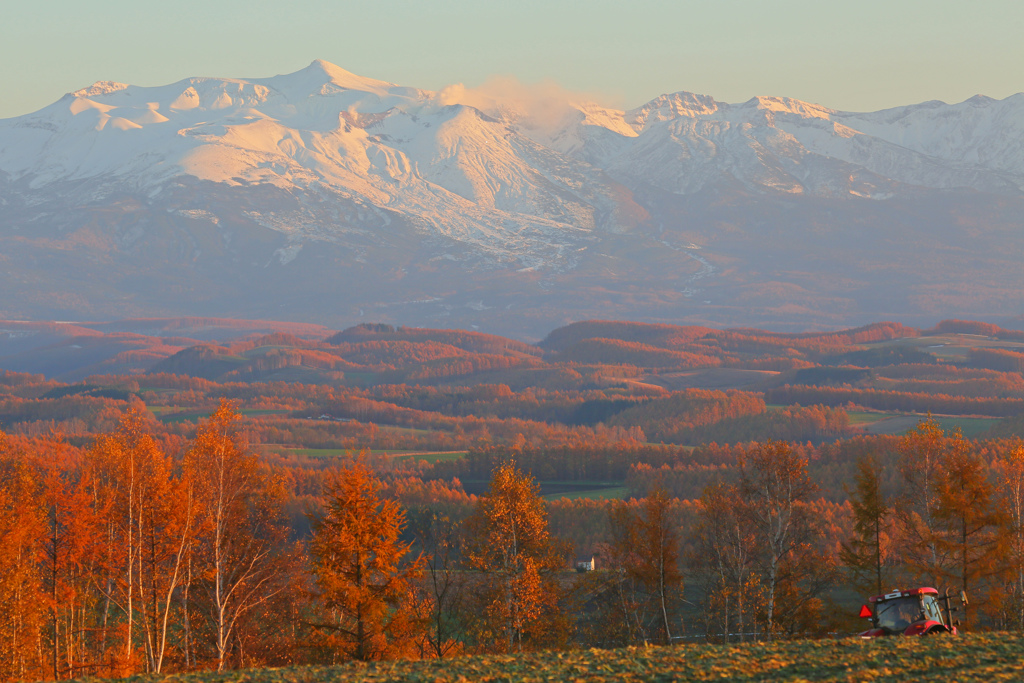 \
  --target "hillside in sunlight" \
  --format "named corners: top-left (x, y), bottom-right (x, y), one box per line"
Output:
top-left (5, 317), bottom-right (1024, 450)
